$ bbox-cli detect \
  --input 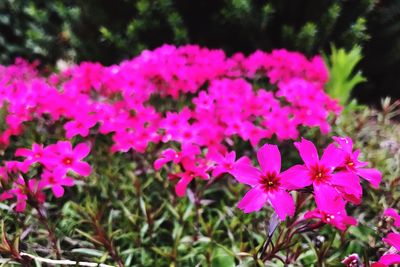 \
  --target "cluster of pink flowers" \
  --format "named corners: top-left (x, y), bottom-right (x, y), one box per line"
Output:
top-left (0, 45), bottom-right (338, 153)
top-left (157, 136), bottom-right (382, 230)
top-left (0, 45), bottom-right (391, 265)
top-left (0, 141), bottom-right (90, 211)
top-left (0, 45), bottom-right (340, 212)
